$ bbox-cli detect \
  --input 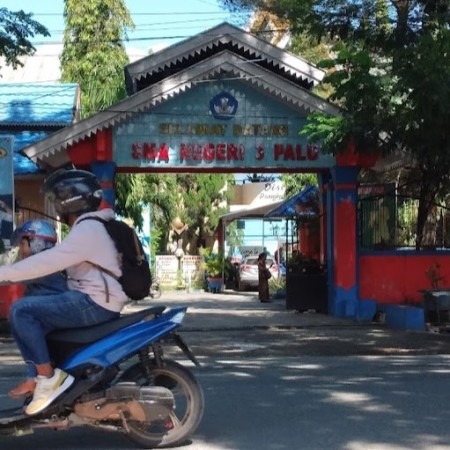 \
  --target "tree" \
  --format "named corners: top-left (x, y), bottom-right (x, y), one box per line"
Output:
top-left (281, 173), bottom-right (318, 199)
top-left (222, 0), bottom-right (450, 249)
top-left (114, 173), bottom-right (177, 229)
top-left (60, 0), bottom-right (133, 118)
top-left (176, 174), bottom-right (234, 252)
top-left (59, 1), bottom-right (156, 243)
top-left (0, 8), bottom-right (49, 72)
top-left (59, 3), bottom-right (234, 255)
top-left (114, 173), bottom-right (178, 257)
